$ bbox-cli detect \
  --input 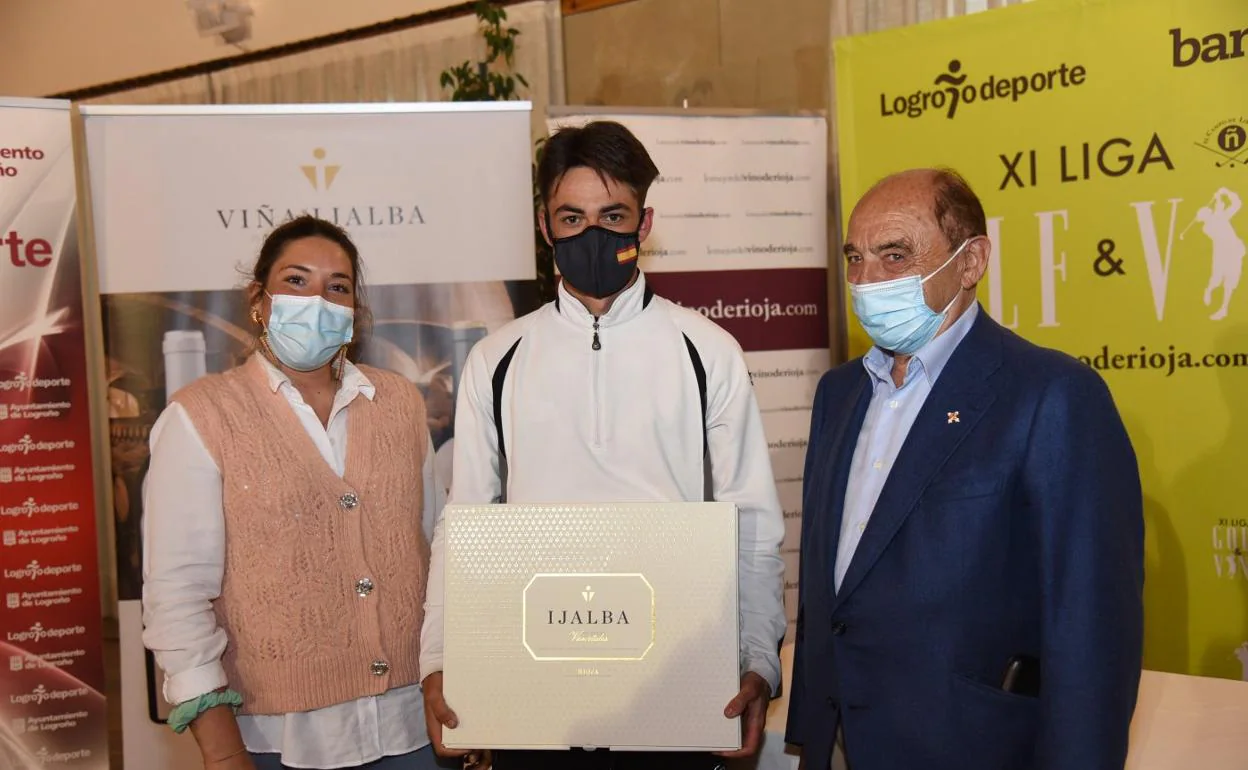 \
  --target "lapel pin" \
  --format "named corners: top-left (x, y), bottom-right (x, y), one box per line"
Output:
top-left (947, 411), bottom-right (960, 424)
